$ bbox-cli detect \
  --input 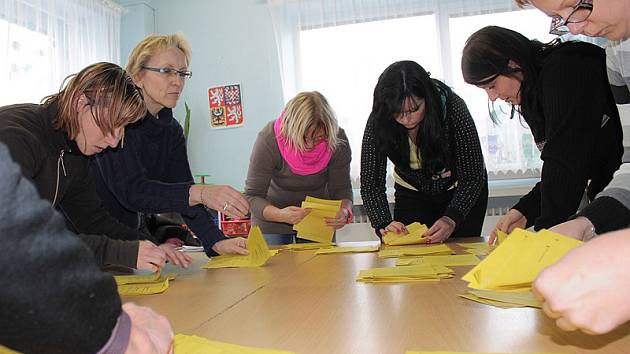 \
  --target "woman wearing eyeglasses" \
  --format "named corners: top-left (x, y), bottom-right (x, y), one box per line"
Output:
top-left (92, 33), bottom-right (250, 260)
top-left (361, 60), bottom-right (488, 243)
top-left (244, 91), bottom-right (353, 245)
top-left (461, 26), bottom-right (623, 244)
